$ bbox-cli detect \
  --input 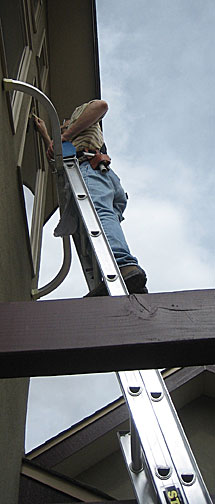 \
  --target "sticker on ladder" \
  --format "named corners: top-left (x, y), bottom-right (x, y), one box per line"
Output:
top-left (164, 486), bottom-right (184, 503)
